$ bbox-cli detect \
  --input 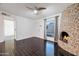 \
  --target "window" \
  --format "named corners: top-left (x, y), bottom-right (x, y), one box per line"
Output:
top-left (4, 19), bottom-right (14, 36)
top-left (46, 18), bottom-right (55, 37)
